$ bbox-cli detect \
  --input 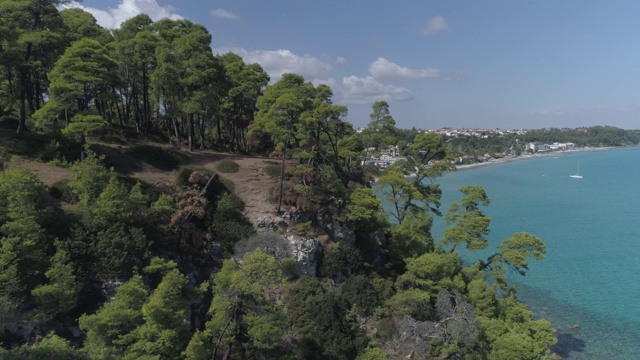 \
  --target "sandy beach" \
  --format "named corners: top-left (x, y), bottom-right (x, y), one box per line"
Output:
top-left (455, 146), bottom-right (616, 170)
top-left (370, 146), bottom-right (618, 183)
